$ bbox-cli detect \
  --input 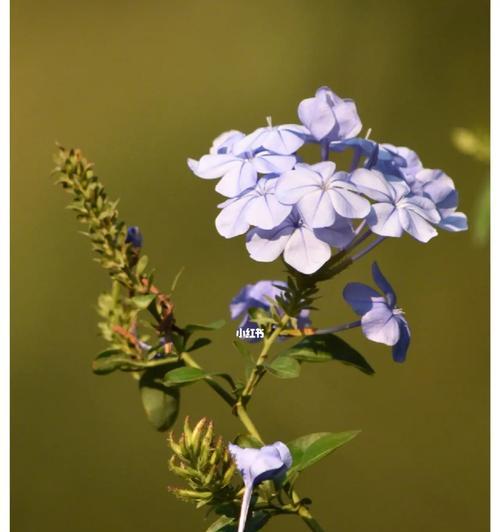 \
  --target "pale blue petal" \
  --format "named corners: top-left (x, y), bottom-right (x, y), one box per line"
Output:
top-left (195, 154), bottom-right (242, 180)
top-left (215, 161), bottom-right (257, 197)
top-left (314, 216), bottom-right (355, 249)
top-left (252, 152), bottom-right (296, 175)
top-left (361, 303), bottom-right (401, 345)
top-left (398, 207), bottom-right (438, 243)
top-left (246, 222), bottom-right (293, 262)
top-left (367, 203), bottom-right (404, 237)
top-left (328, 188), bottom-right (371, 219)
top-left (244, 193), bottom-right (292, 230)
top-left (215, 196), bottom-right (252, 238)
top-left (262, 125), bottom-right (307, 155)
top-left (297, 189), bottom-right (336, 228)
top-left (350, 168), bottom-right (396, 202)
top-left (283, 225), bottom-right (332, 274)
top-left (298, 96), bottom-right (335, 141)
top-left (276, 166), bottom-right (322, 205)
